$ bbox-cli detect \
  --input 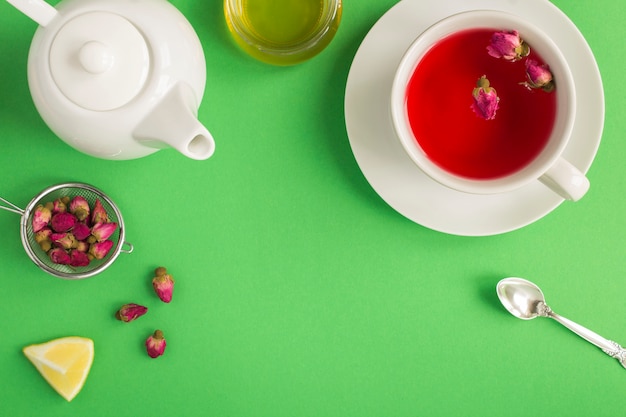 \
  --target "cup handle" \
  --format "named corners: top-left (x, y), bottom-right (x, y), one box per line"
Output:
top-left (538, 157), bottom-right (590, 201)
